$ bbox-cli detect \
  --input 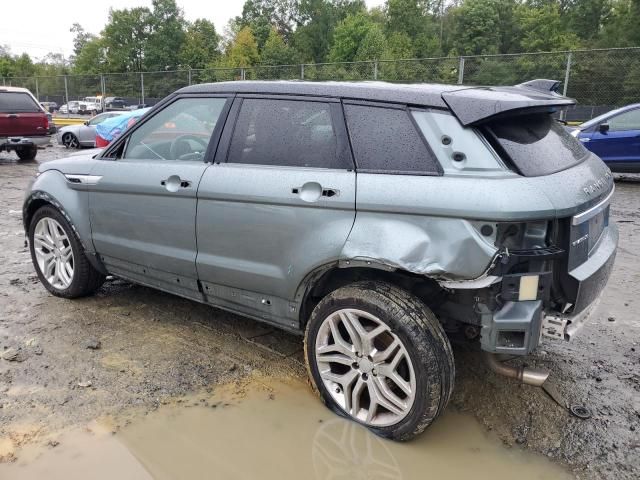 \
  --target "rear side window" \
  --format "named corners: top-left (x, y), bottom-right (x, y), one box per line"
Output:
top-left (0, 92), bottom-right (41, 113)
top-left (344, 104), bottom-right (441, 175)
top-left (485, 114), bottom-right (588, 177)
top-left (227, 98), bottom-right (347, 169)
